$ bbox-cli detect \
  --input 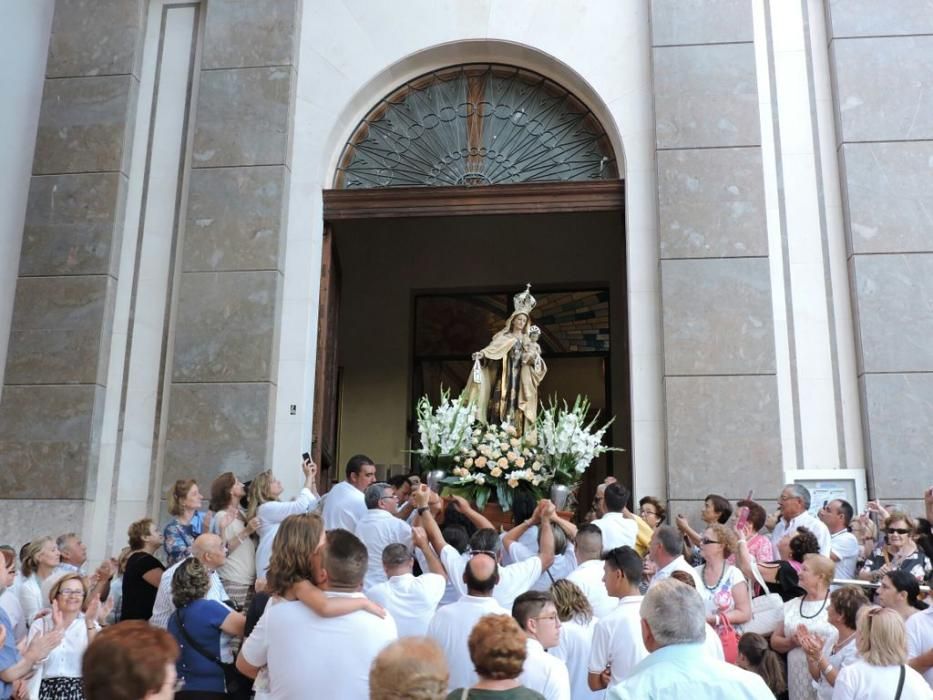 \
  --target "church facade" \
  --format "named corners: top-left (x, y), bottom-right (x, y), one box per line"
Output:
top-left (0, 0), bottom-right (930, 558)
